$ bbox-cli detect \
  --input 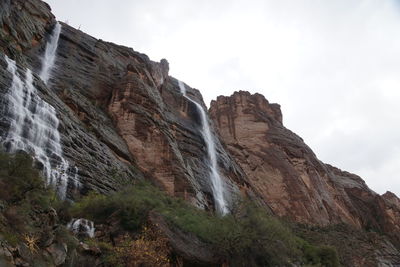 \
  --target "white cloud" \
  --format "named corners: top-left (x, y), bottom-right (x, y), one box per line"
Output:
top-left (46, 0), bottom-right (400, 196)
